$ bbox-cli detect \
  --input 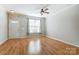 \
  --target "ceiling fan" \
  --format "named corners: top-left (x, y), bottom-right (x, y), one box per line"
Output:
top-left (40, 8), bottom-right (49, 15)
